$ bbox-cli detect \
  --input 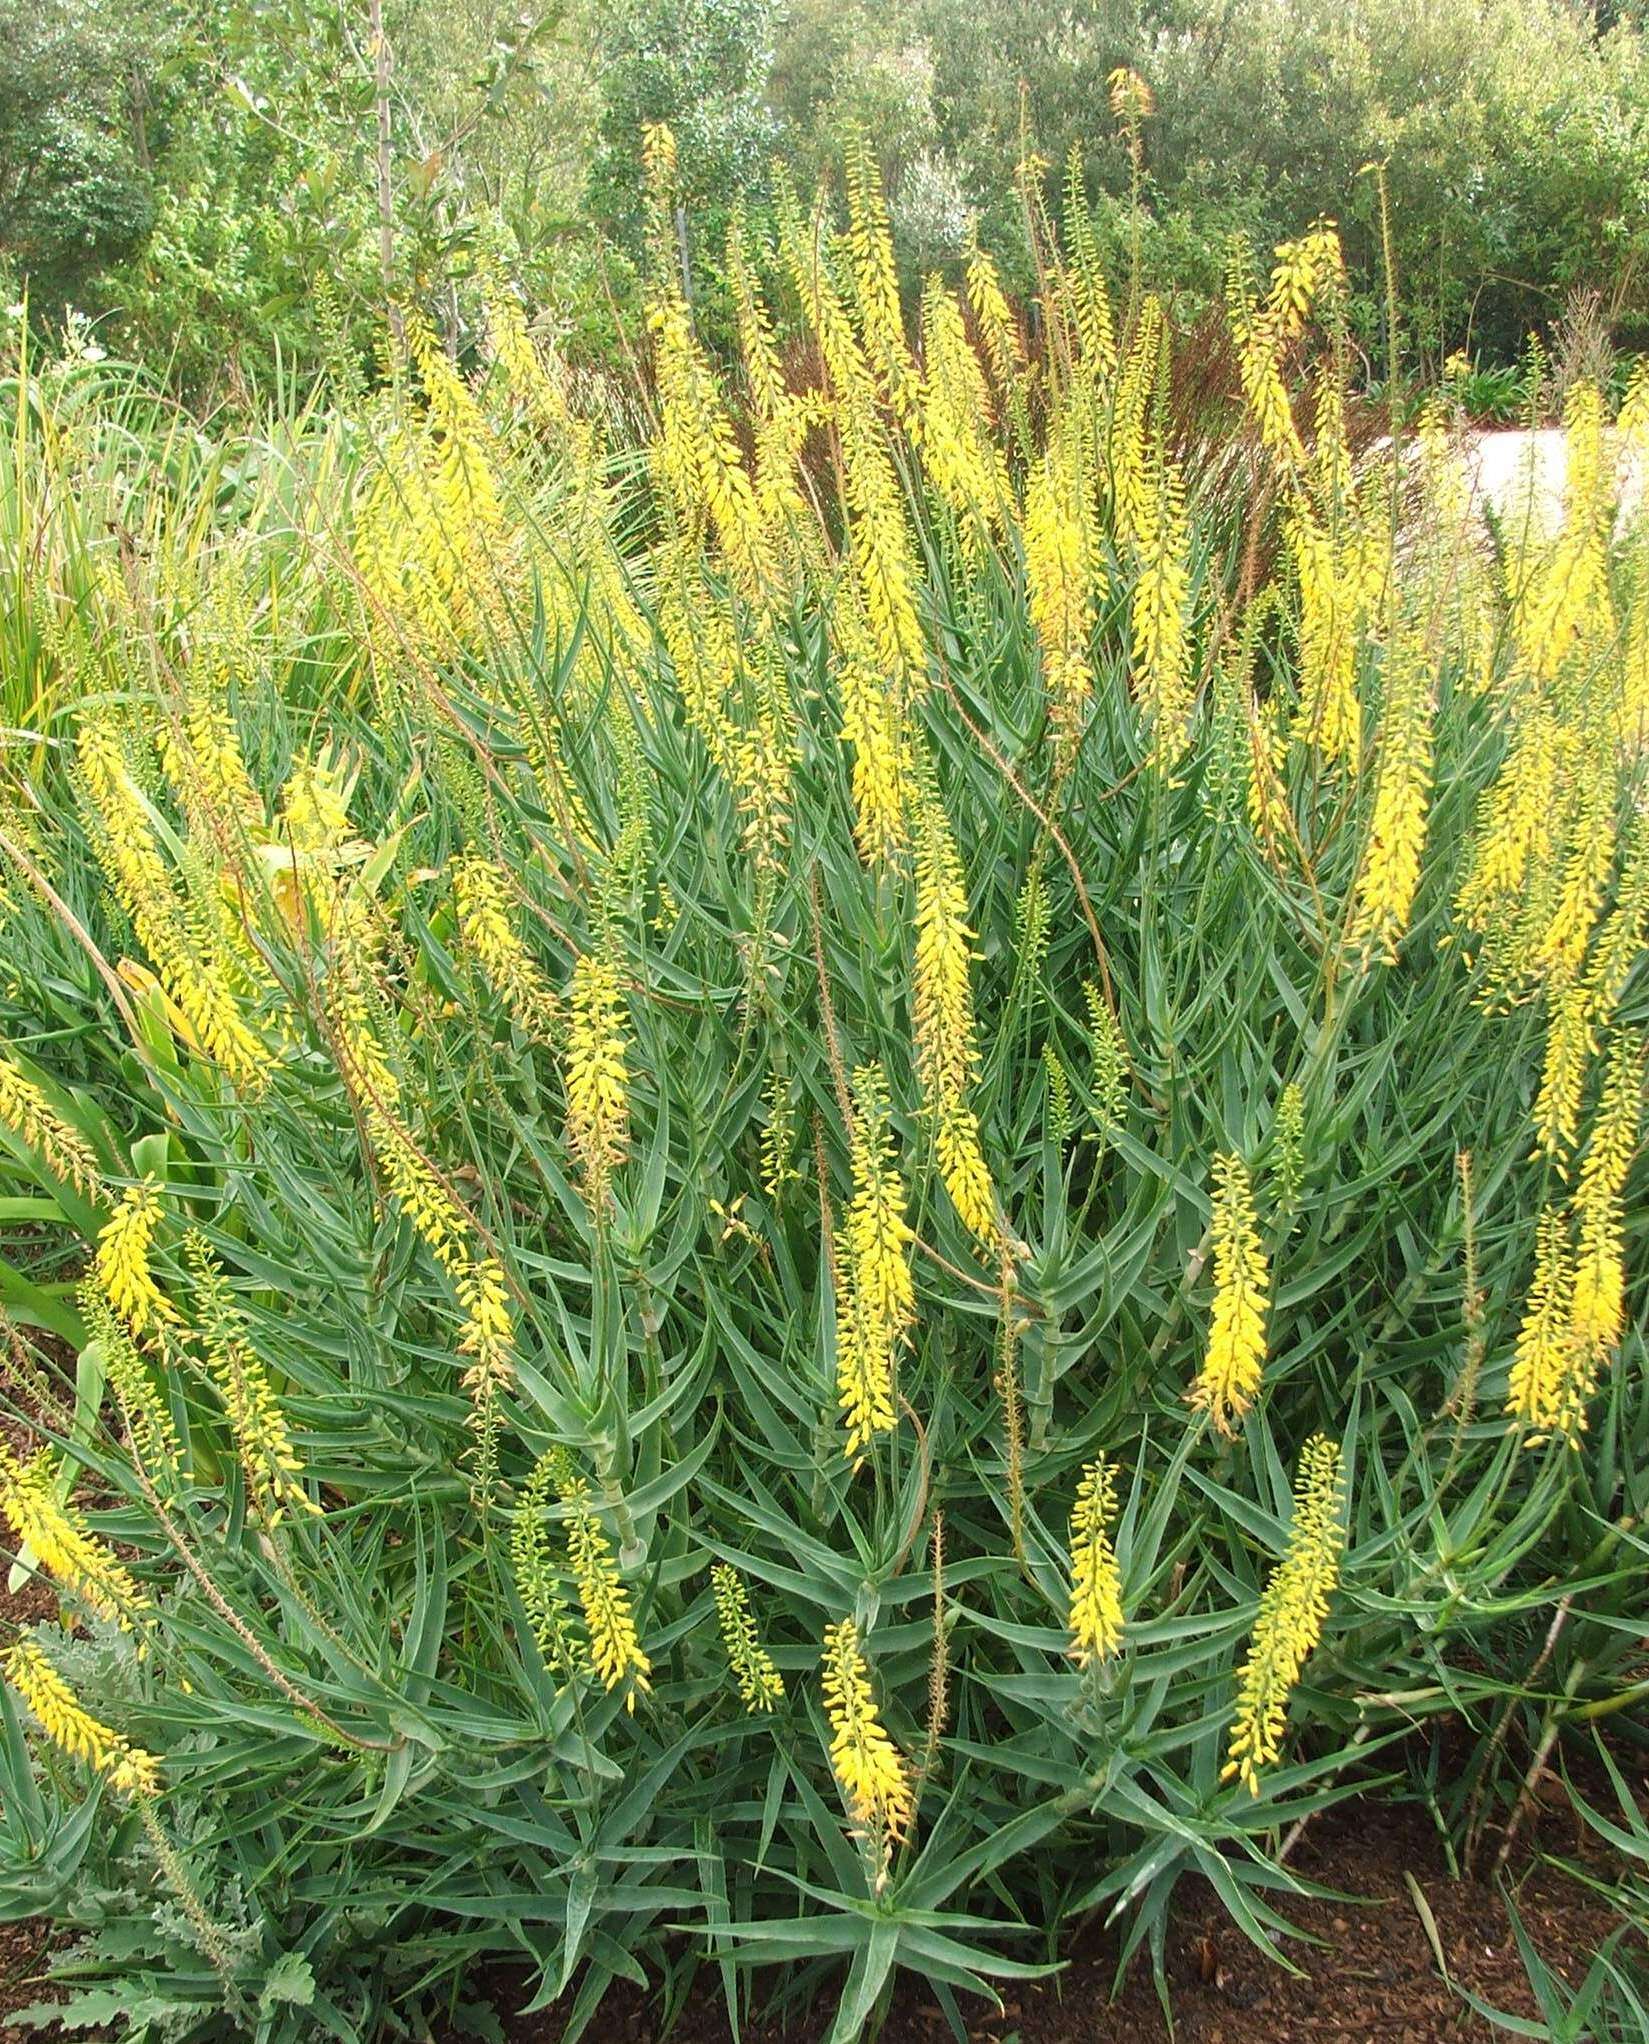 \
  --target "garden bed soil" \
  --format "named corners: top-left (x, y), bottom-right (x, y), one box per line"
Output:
top-left (467, 1790), bottom-right (1632, 2044)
